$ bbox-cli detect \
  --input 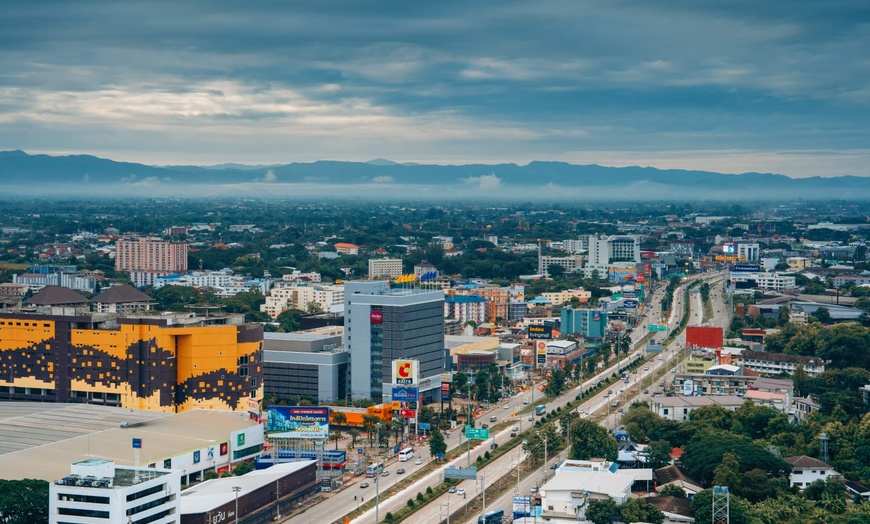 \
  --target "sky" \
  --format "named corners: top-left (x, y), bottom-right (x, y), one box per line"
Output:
top-left (1, 0), bottom-right (869, 177)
